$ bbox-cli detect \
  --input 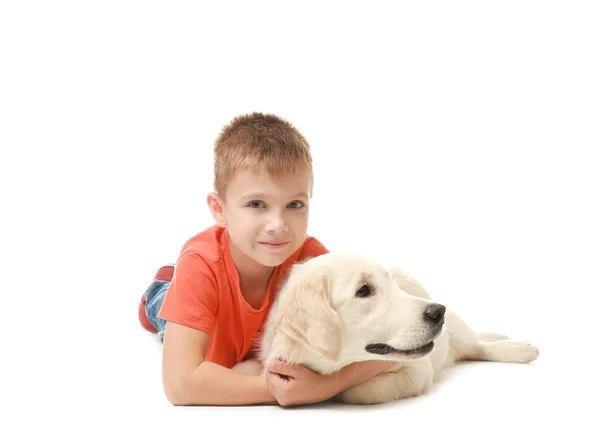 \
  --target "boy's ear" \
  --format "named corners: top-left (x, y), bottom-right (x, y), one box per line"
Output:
top-left (207, 192), bottom-right (227, 228)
